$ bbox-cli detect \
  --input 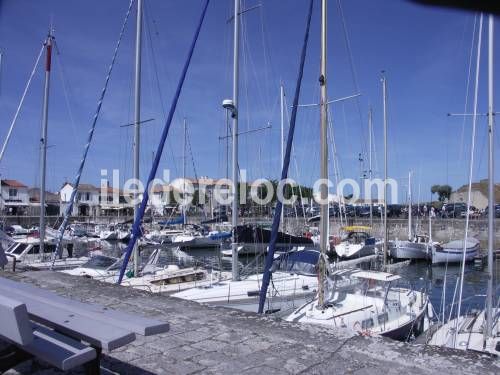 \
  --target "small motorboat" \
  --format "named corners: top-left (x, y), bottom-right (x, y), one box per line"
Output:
top-left (333, 226), bottom-right (380, 259)
top-left (431, 238), bottom-right (480, 265)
